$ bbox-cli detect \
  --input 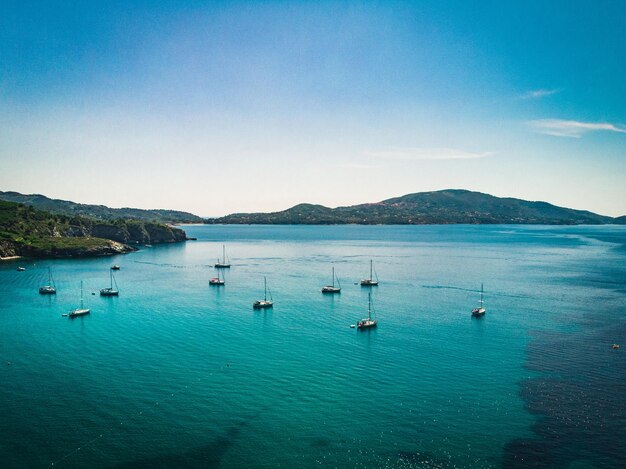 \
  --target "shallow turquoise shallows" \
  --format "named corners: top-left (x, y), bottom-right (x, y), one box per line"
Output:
top-left (1, 225), bottom-right (625, 468)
